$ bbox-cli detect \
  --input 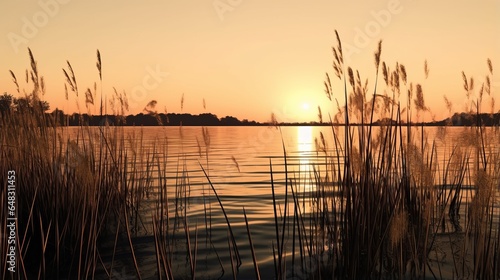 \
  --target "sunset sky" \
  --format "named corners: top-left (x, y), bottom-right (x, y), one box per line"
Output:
top-left (1, 0), bottom-right (498, 122)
